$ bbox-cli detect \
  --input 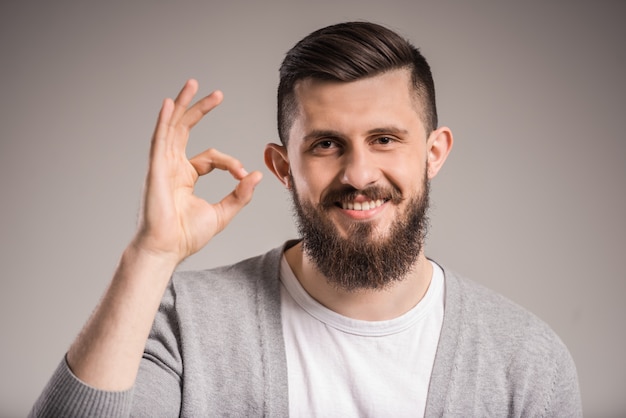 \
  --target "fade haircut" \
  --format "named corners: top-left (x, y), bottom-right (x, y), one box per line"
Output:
top-left (277, 21), bottom-right (438, 145)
